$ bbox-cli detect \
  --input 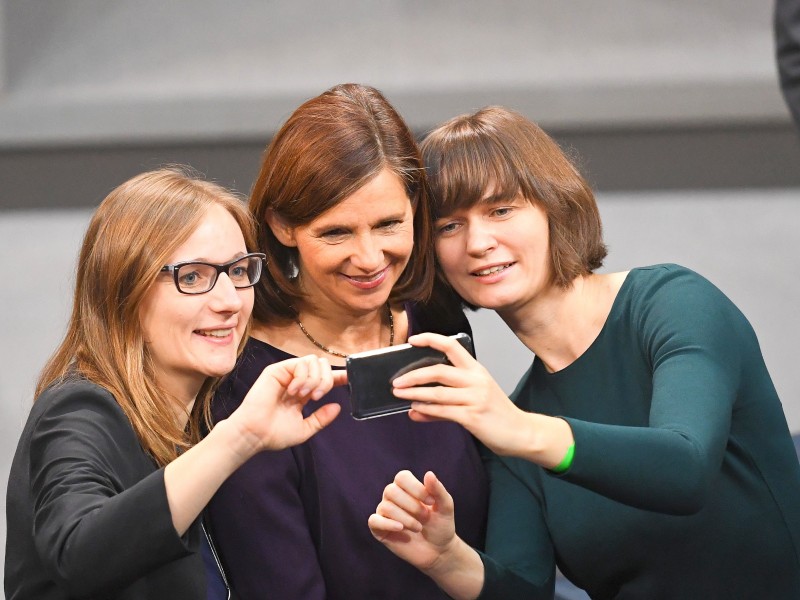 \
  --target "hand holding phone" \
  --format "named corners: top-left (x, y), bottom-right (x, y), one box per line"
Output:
top-left (346, 333), bottom-right (474, 420)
